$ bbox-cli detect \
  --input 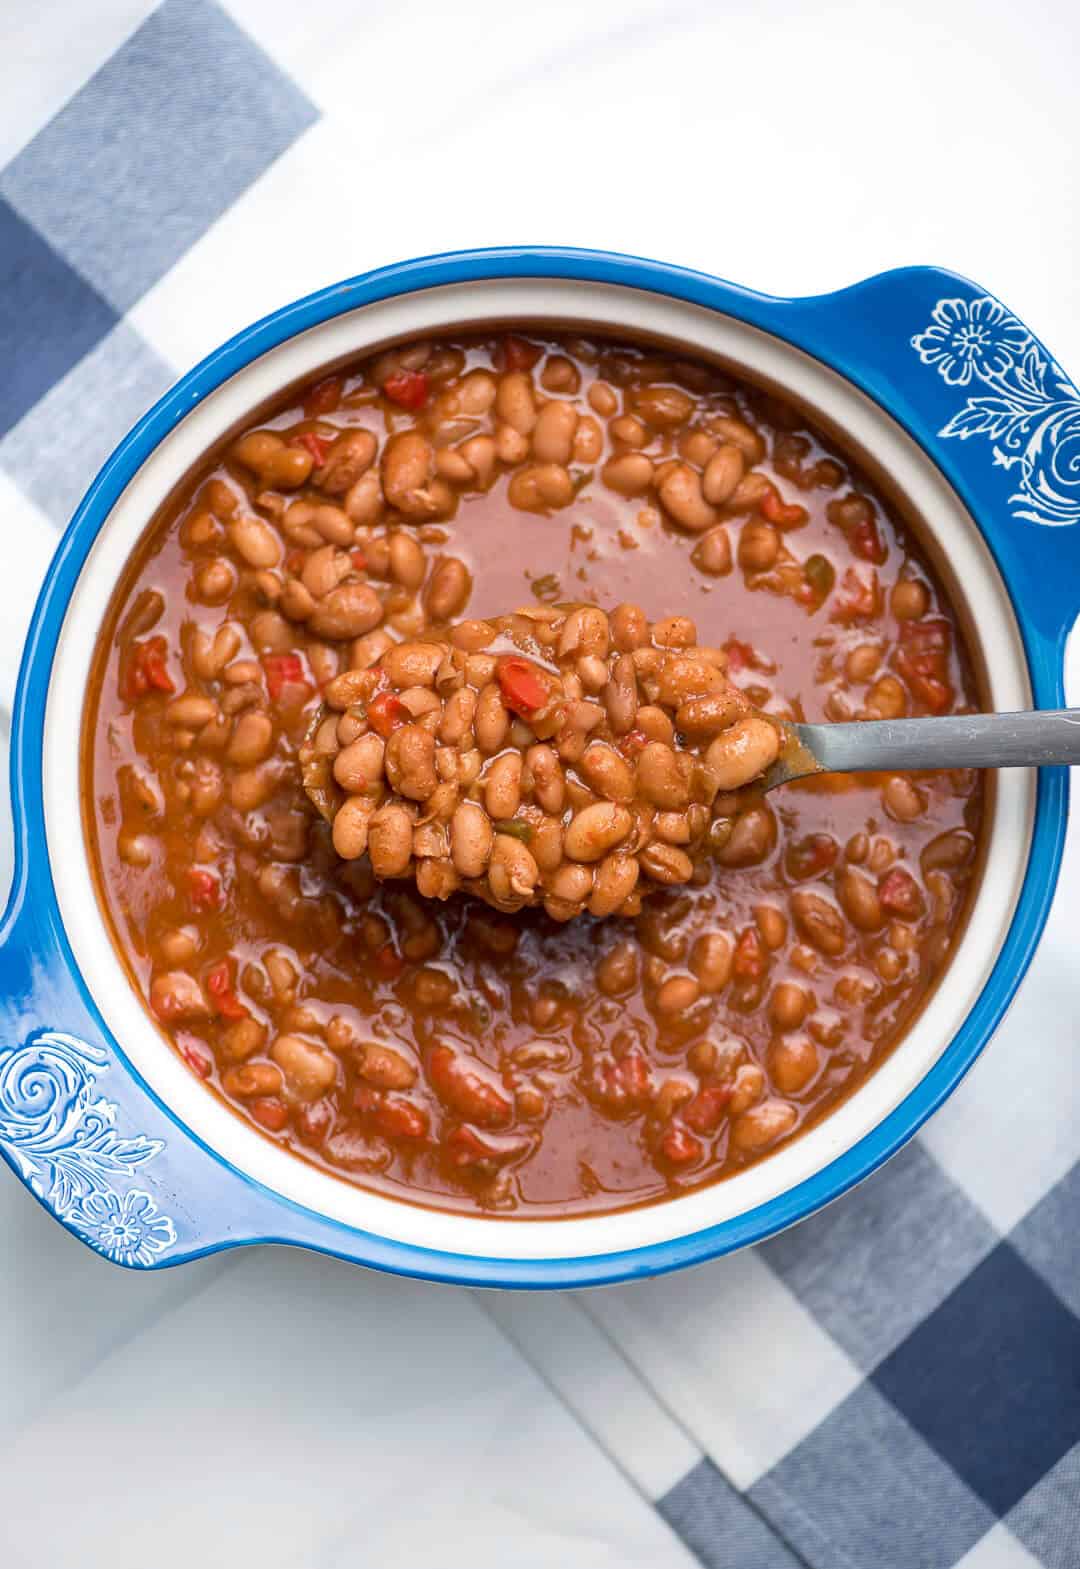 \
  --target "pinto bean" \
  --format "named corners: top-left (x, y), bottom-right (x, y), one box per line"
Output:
top-left (532, 400), bottom-right (578, 464)
top-left (271, 1034), bottom-right (338, 1099)
top-left (691, 525), bottom-right (733, 576)
top-left (564, 803), bottom-right (632, 862)
top-left (637, 742), bottom-right (689, 809)
top-left (705, 716), bottom-right (780, 789)
top-left (588, 854), bottom-right (639, 917)
top-left (658, 465), bottom-right (719, 533)
top-left (368, 803), bottom-right (414, 877)
top-left (484, 752), bottom-right (523, 819)
top-left (702, 444), bottom-right (746, 505)
top-left (495, 371), bottom-right (537, 435)
top-left (308, 582), bottom-right (383, 640)
top-left (791, 889), bottom-right (848, 956)
top-left (385, 725), bottom-right (437, 801)
top-left (731, 1099), bottom-right (798, 1152)
top-left (581, 742), bottom-right (635, 803)
top-left (317, 429), bottom-right (377, 494)
top-left (424, 557), bottom-right (472, 620)
top-left (451, 802), bottom-right (494, 877)
top-left (332, 796), bottom-right (375, 859)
